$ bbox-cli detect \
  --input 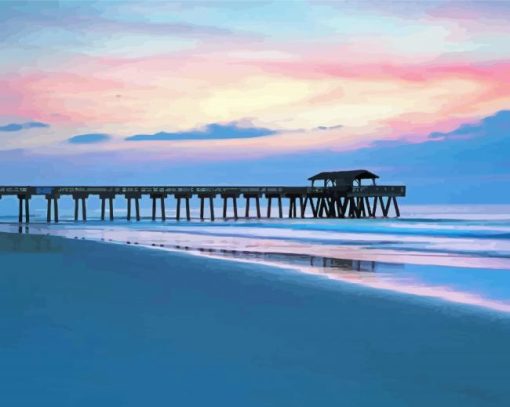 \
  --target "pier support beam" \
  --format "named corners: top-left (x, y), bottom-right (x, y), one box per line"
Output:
top-left (46, 197), bottom-right (50, 222)
top-left (175, 193), bottom-right (192, 221)
top-left (45, 194), bottom-right (59, 223)
top-left (161, 196), bottom-right (166, 221)
top-left (379, 196), bottom-right (392, 217)
top-left (82, 197), bottom-right (87, 221)
top-left (125, 193), bottom-right (141, 221)
top-left (185, 197), bottom-right (191, 220)
top-left (356, 197), bottom-right (363, 218)
top-left (364, 197), bottom-right (373, 218)
top-left (309, 196), bottom-right (319, 218)
top-left (337, 197), bottom-right (349, 218)
top-left (300, 196), bottom-right (307, 218)
top-left (99, 194), bottom-right (115, 221)
top-left (348, 197), bottom-right (356, 218)
top-left (17, 194), bottom-right (30, 224)
top-left (326, 196), bottom-right (337, 218)
top-left (371, 196), bottom-right (378, 217)
top-left (72, 193), bottom-right (88, 222)
top-left (318, 196), bottom-right (327, 218)
top-left (255, 196), bottom-right (261, 218)
top-left (209, 196), bottom-right (215, 221)
top-left (392, 196), bottom-right (400, 218)
top-left (243, 193), bottom-right (261, 219)
top-left (355, 197), bottom-right (363, 218)
top-left (221, 193), bottom-right (240, 220)
top-left (176, 197), bottom-right (181, 220)
top-left (150, 193), bottom-right (167, 221)
top-left (286, 195), bottom-right (299, 218)
top-left (265, 193), bottom-right (282, 219)
top-left (200, 197), bottom-right (205, 220)
top-left (198, 194), bottom-right (216, 221)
